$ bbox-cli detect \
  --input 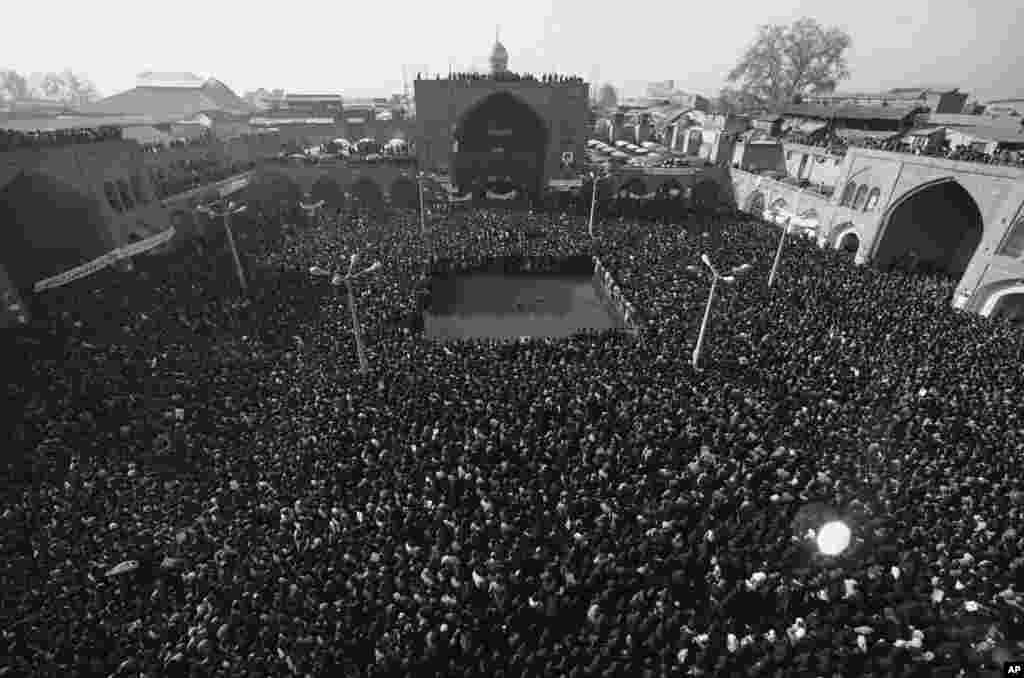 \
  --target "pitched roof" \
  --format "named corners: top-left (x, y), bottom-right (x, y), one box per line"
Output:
top-left (782, 103), bottom-right (921, 121)
top-left (79, 79), bottom-right (254, 118)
